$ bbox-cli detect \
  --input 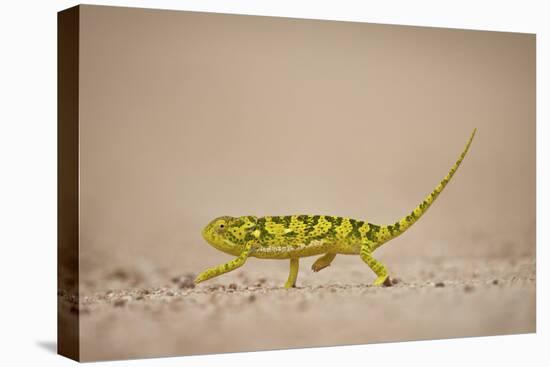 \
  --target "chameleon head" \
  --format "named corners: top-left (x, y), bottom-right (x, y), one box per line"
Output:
top-left (202, 216), bottom-right (257, 256)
